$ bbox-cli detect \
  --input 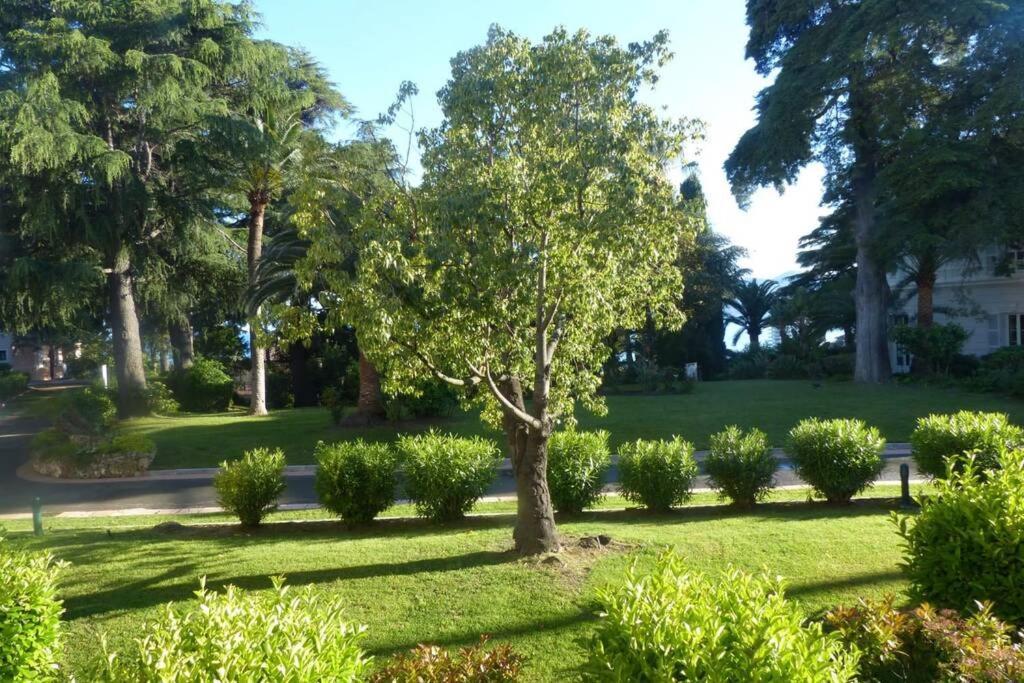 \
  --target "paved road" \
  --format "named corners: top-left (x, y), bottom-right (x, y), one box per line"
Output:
top-left (0, 391), bottom-right (921, 517)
